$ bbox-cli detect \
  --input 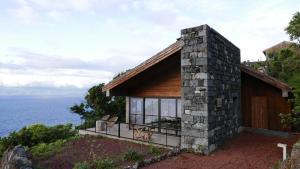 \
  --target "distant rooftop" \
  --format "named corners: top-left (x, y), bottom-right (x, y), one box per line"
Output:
top-left (263, 41), bottom-right (299, 56)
